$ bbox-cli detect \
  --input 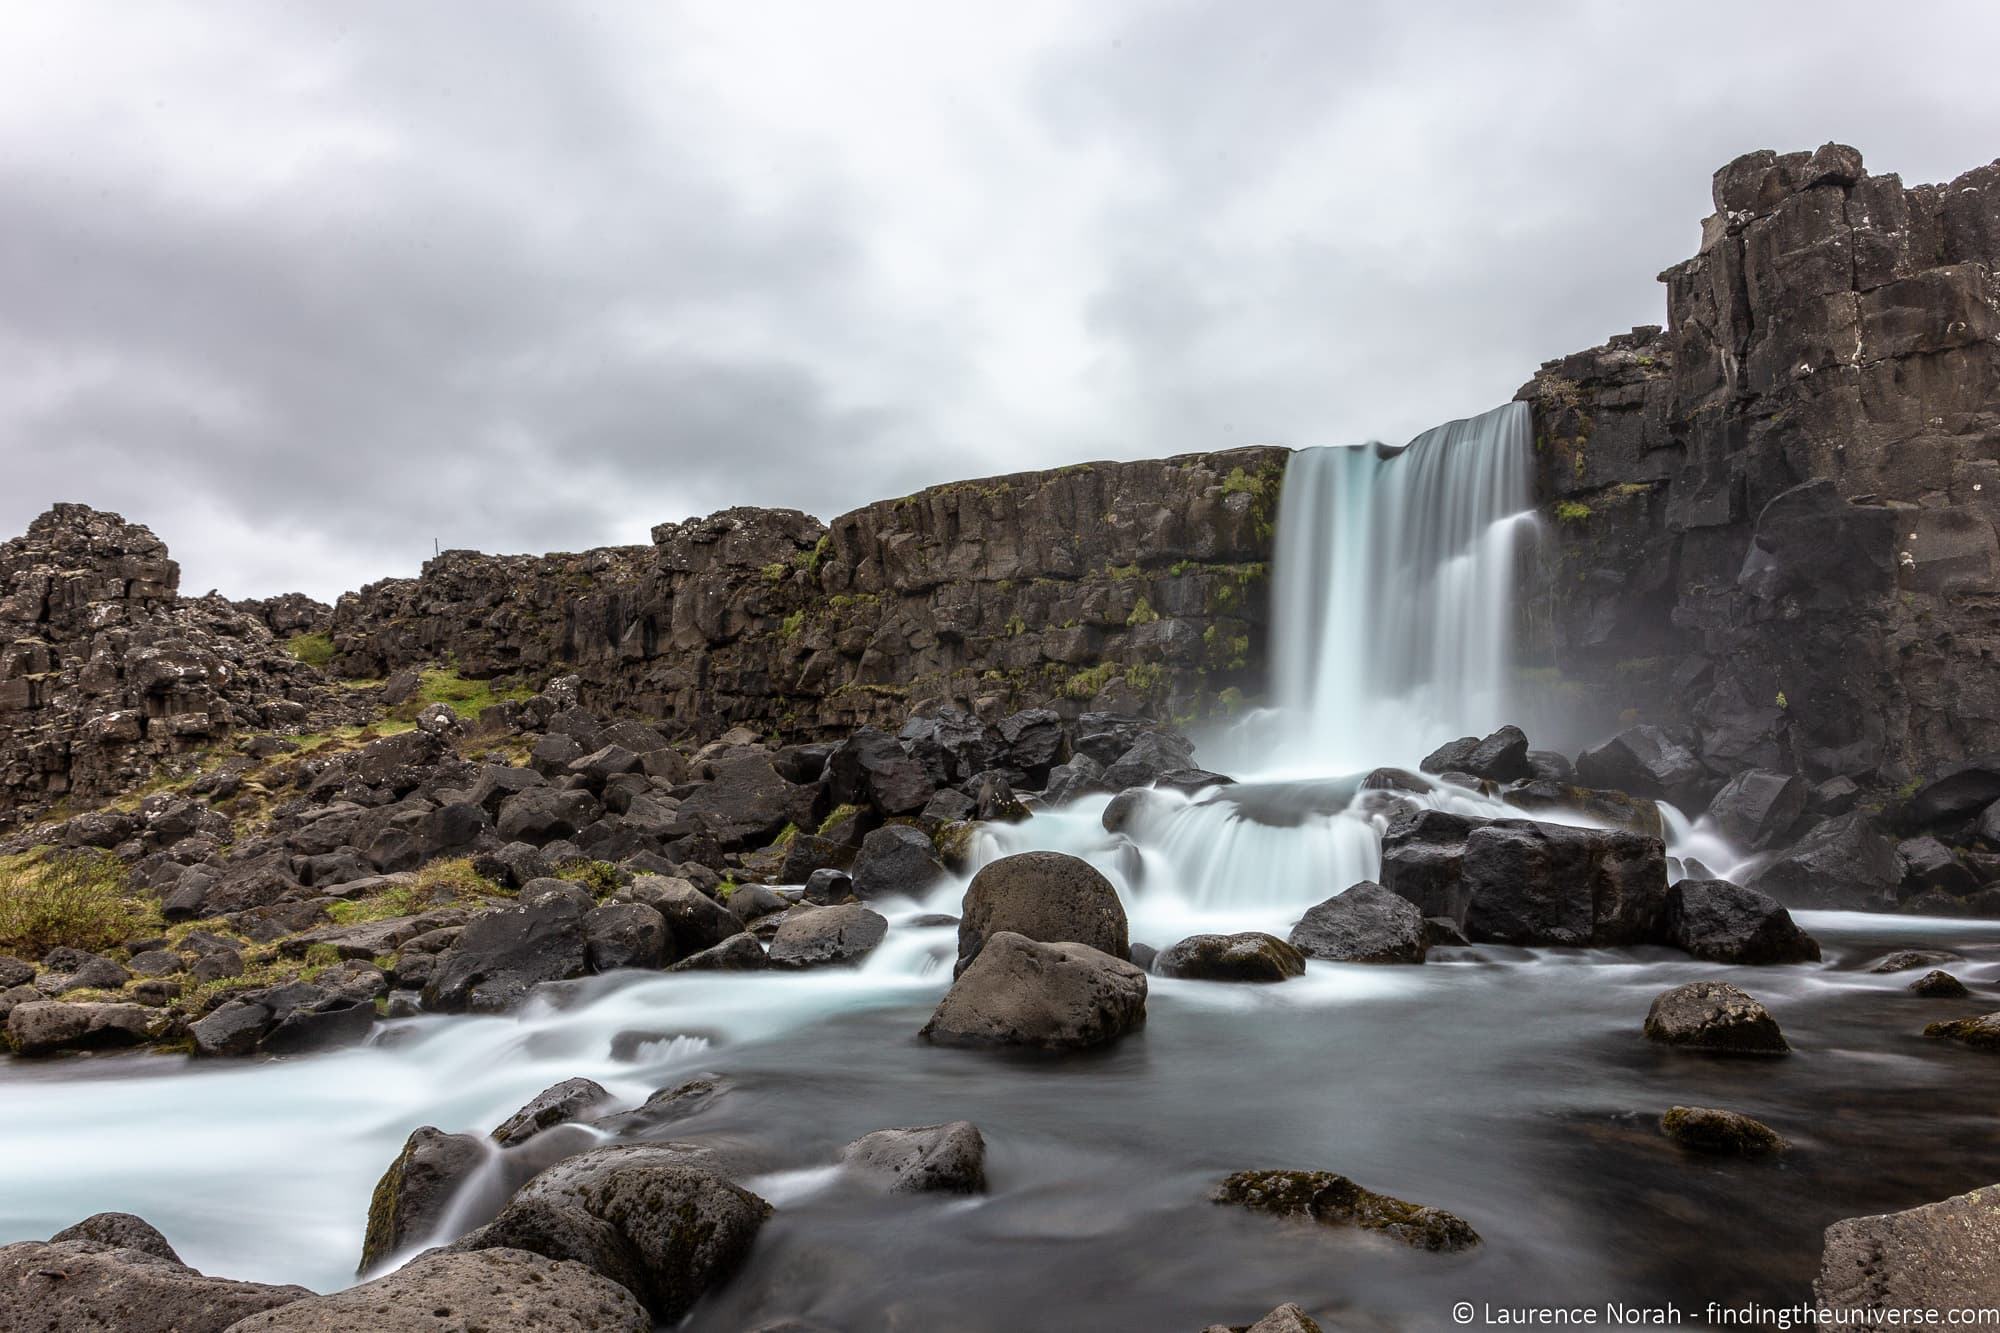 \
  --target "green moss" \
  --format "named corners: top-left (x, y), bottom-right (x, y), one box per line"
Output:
top-left (761, 562), bottom-right (788, 583)
top-left (395, 668), bottom-right (535, 722)
top-left (0, 849), bottom-right (154, 956)
top-left (1105, 563), bottom-right (1141, 580)
top-left (1125, 597), bottom-right (1159, 627)
top-left (1005, 614), bottom-right (1027, 635)
top-left (554, 859), bottom-right (621, 897)
top-left (1065, 662), bottom-right (1120, 699)
top-left (1554, 501), bottom-right (1592, 524)
top-left (286, 631), bottom-right (335, 668)
top-left (1221, 466), bottom-right (1267, 497)
top-left (779, 610), bottom-right (807, 641)
top-left (1125, 662), bottom-right (1164, 692)
top-left (818, 803), bottom-right (867, 835)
